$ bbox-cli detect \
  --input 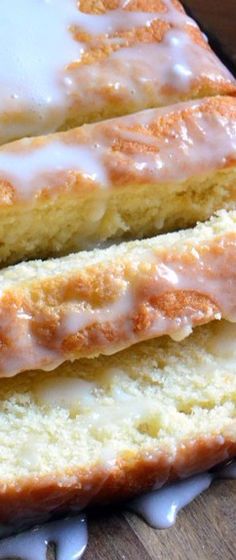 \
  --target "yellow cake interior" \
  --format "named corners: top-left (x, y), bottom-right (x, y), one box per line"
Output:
top-left (0, 166), bottom-right (236, 266)
top-left (0, 320), bottom-right (235, 484)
